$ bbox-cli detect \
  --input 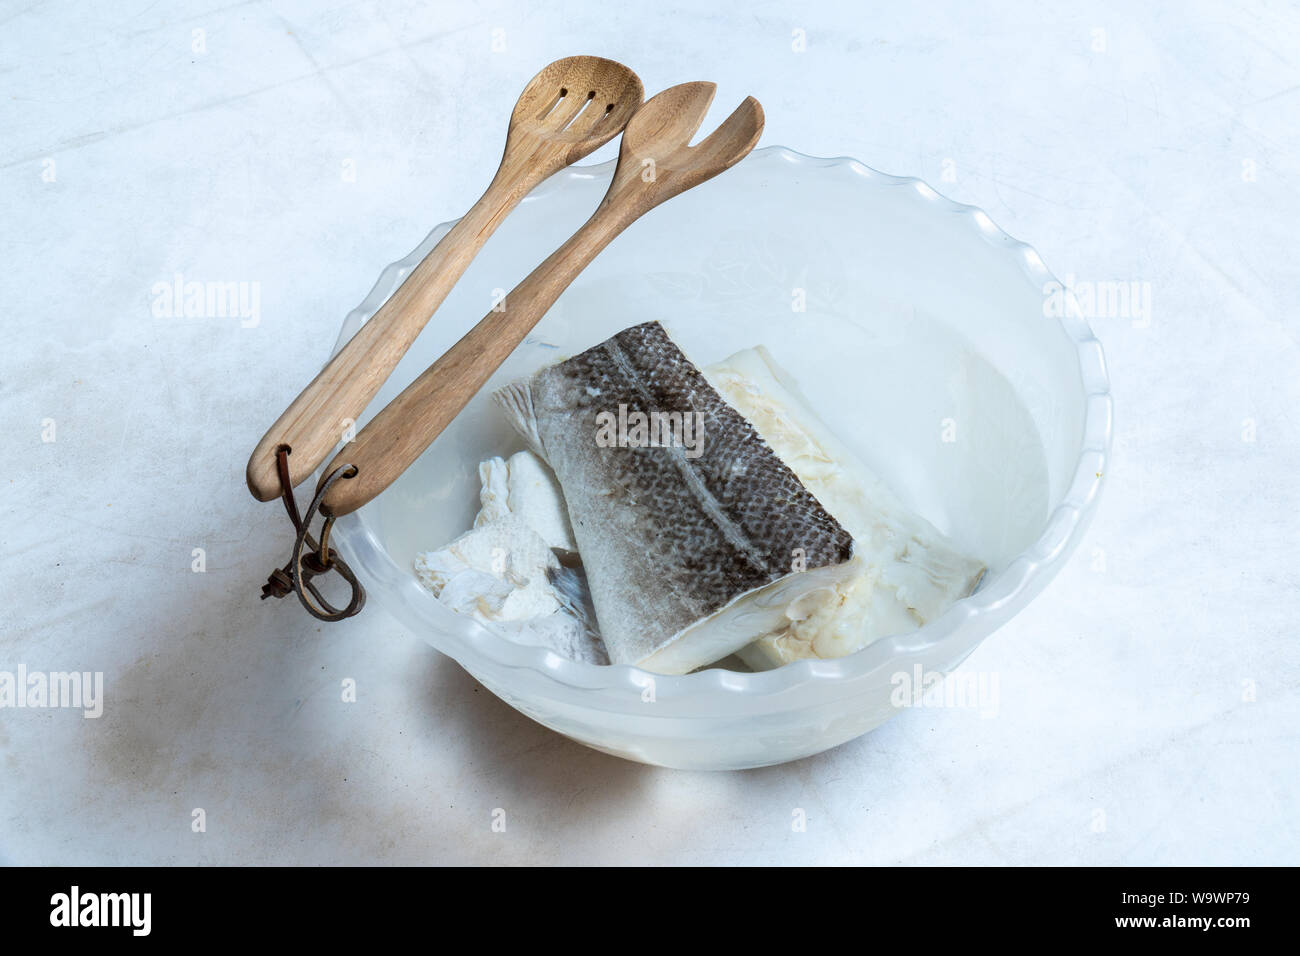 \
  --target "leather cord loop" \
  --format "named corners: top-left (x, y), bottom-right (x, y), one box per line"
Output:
top-left (259, 446), bottom-right (365, 622)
